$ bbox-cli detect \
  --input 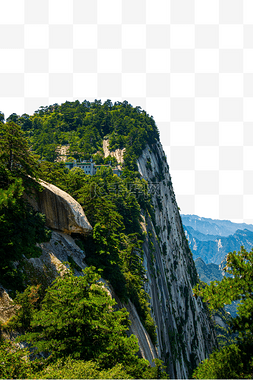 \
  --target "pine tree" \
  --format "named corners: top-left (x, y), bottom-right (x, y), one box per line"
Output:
top-left (18, 266), bottom-right (164, 378)
top-left (193, 246), bottom-right (253, 378)
top-left (0, 121), bottom-right (50, 291)
top-left (0, 120), bottom-right (39, 190)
